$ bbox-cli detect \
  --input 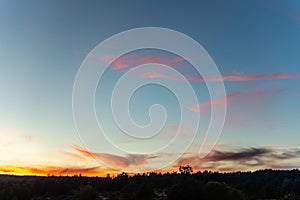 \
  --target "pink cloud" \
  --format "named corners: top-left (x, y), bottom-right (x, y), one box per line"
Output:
top-left (219, 73), bottom-right (299, 81)
top-left (165, 124), bottom-right (191, 140)
top-left (128, 69), bottom-right (299, 82)
top-left (186, 89), bottom-right (284, 113)
top-left (220, 88), bottom-right (288, 130)
top-left (165, 124), bottom-right (181, 131)
top-left (180, 72), bottom-right (298, 82)
top-left (98, 52), bottom-right (299, 82)
top-left (131, 70), bottom-right (166, 79)
top-left (100, 54), bottom-right (185, 70)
